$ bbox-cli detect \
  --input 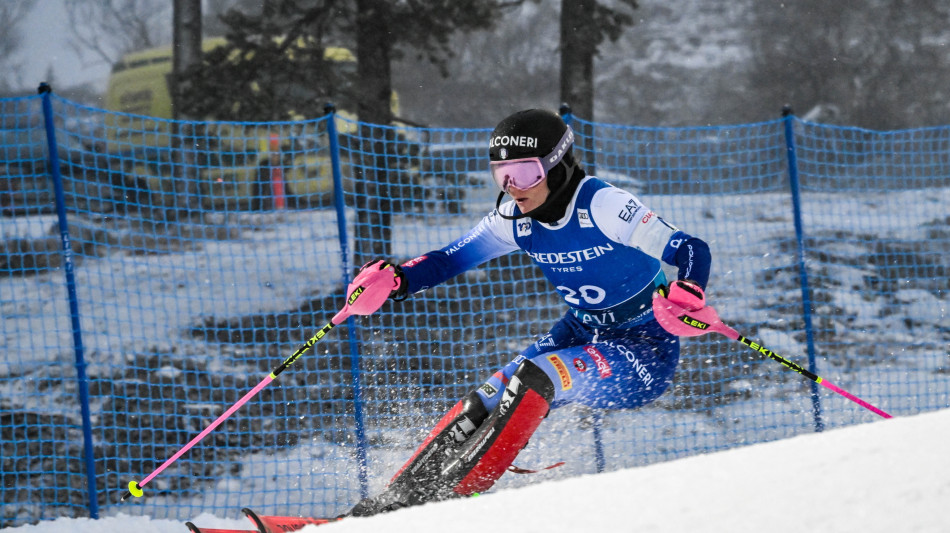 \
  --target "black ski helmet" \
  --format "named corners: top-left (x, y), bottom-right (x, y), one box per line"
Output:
top-left (489, 109), bottom-right (579, 220)
top-left (489, 109), bottom-right (575, 174)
